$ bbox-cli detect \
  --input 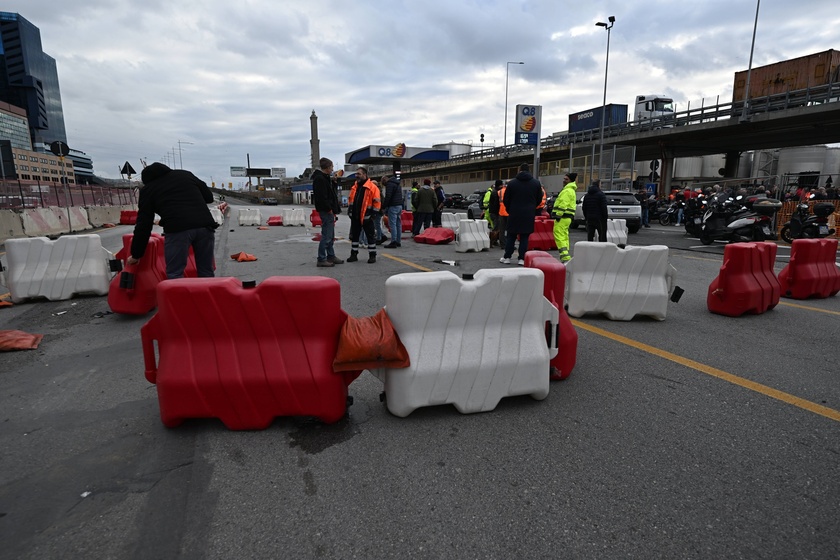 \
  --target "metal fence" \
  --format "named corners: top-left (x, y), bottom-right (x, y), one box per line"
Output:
top-left (0, 179), bottom-right (137, 209)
